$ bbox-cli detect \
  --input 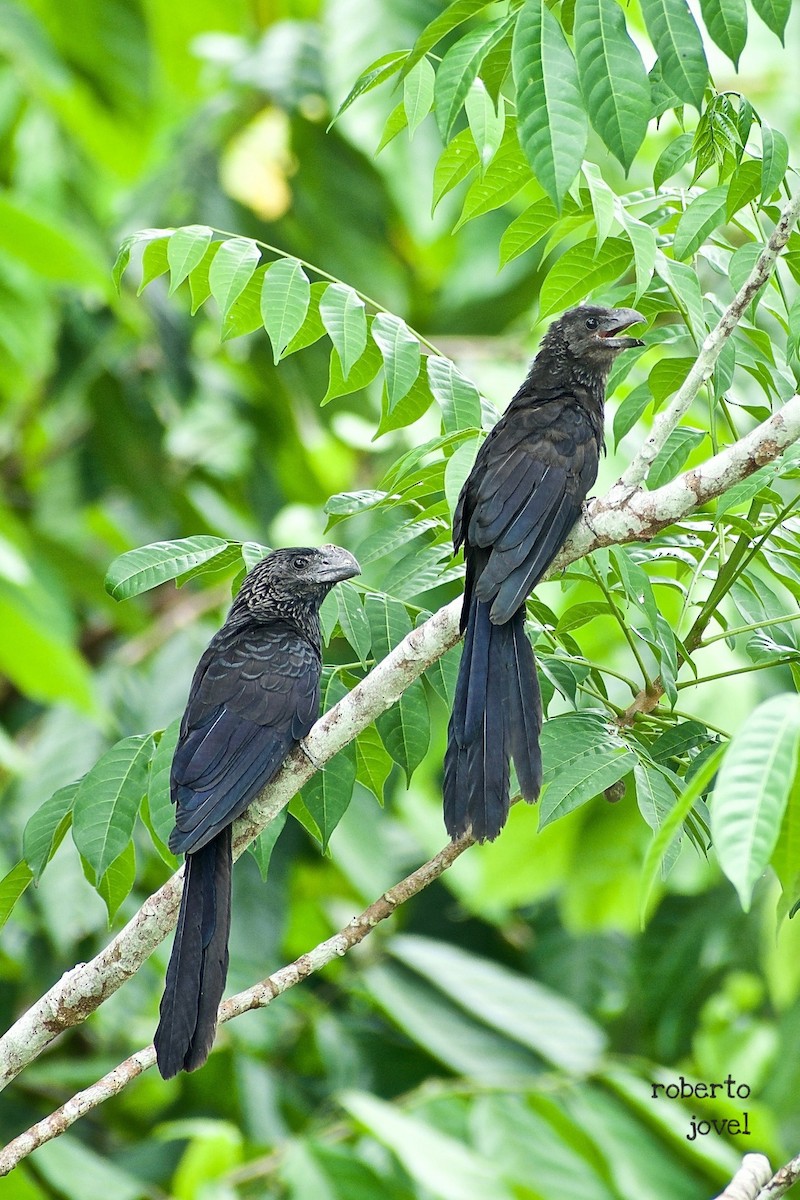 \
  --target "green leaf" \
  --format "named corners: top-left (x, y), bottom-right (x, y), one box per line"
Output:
top-left (432, 129), bottom-right (480, 213)
top-left (444, 437), bottom-right (481, 520)
top-left (403, 56), bottom-right (435, 137)
top-left (366, 594), bottom-right (430, 781)
top-left (455, 119), bottom-right (530, 228)
top-left (512, 0), bottom-right (588, 208)
top-left (619, 210), bottom-right (657, 300)
top-left (331, 51), bottom-right (408, 123)
top-left (427, 356), bottom-right (482, 432)
top-left (167, 225), bottom-right (214, 294)
top-left (760, 124), bottom-right (789, 203)
top-left (86, 841), bottom-right (136, 922)
top-left (434, 16), bottom-right (514, 142)
top-left (711, 695), bottom-right (800, 911)
top-left (750, 0), bottom-right (790, 41)
top-left (539, 743), bottom-right (637, 828)
top-left (539, 237), bottom-right (633, 319)
top-left (319, 284), bottom-right (367, 380)
top-left (188, 241), bottom-right (221, 313)
top-left (72, 734), bottom-right (155, 880)
top-left (499, 195), bottom-right (562, 266)
top-left (147, 719), bottom-right (181, 854)
top-left (23, 780), bottom-right (78, 880)
top-left (653, 132), bottom-right (694, 189)
top-left (247, 810), bottom-right (287, 881)
top-left (221, 265), bottom-right (267, 341)
top-left (138, 237), bottom-right (170, 293)
top-left (726, 159), bottom-right (762, 218)
top-left (0, 861), bottom-right (34, 930)
top-left (699, 0), bottom-right (747, 66)
top-left (613, 383), bottom-right (651, 448)
top-left (639, 0), bottom-right (708, 110)
top-left (647, 427), bottom-right (705, 489)
top-left (336, 581), bottom-right (372, 666)
top-left (639, 743), bottom-right (725, 923)
top-left (401, 0), bottom-right (495, 80)
top-left (285, 281), bottom-right (327, 356)
top-left (673, 186), bottom-right (728, 259)
top-left (391, 934), bottom-right (606, 1072)
top-left (302, 675), bottom-right (356, 849)
top-left (355, 725), bottom-right (393, 805)
top-left (465, 81), bottom-right (505, 170)
top-left (377, 101), bottom-right (410, 153)
top-left (105, 536), bottom-right (233, 600)
top-left (370, 314), bottom-right (421, 410)
top-left (574, 0), bottom-right (650, 170)
top-left (341, 1091), bottom-right (511, 1200)
top-left (207, 236), bottom-right (260, 318)
top-left (655, 253), bottom-right (707, 342)
top-left (647, 355), bottom-right (694, 407)
top-left (610, 547), bottom-right (658, 636)
top-left (261, 258), bottom-right (311, 364)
